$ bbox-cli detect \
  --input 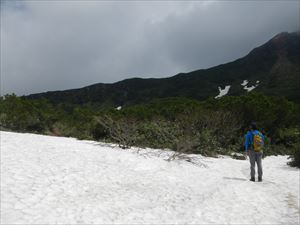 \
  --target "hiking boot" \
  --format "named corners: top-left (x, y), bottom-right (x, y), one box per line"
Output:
top-left (258, 177), bottom-right (262, 182)
top-left (250, 177), bottom-right (255, 182)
